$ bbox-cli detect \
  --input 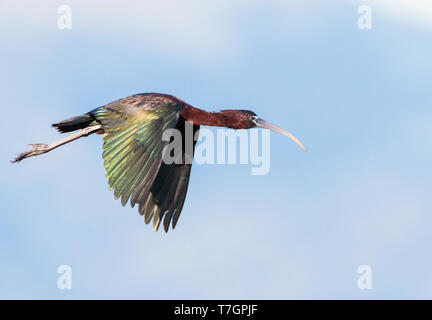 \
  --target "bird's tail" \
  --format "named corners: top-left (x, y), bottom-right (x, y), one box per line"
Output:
top-left (52, 113), bottom-right (97, 133)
